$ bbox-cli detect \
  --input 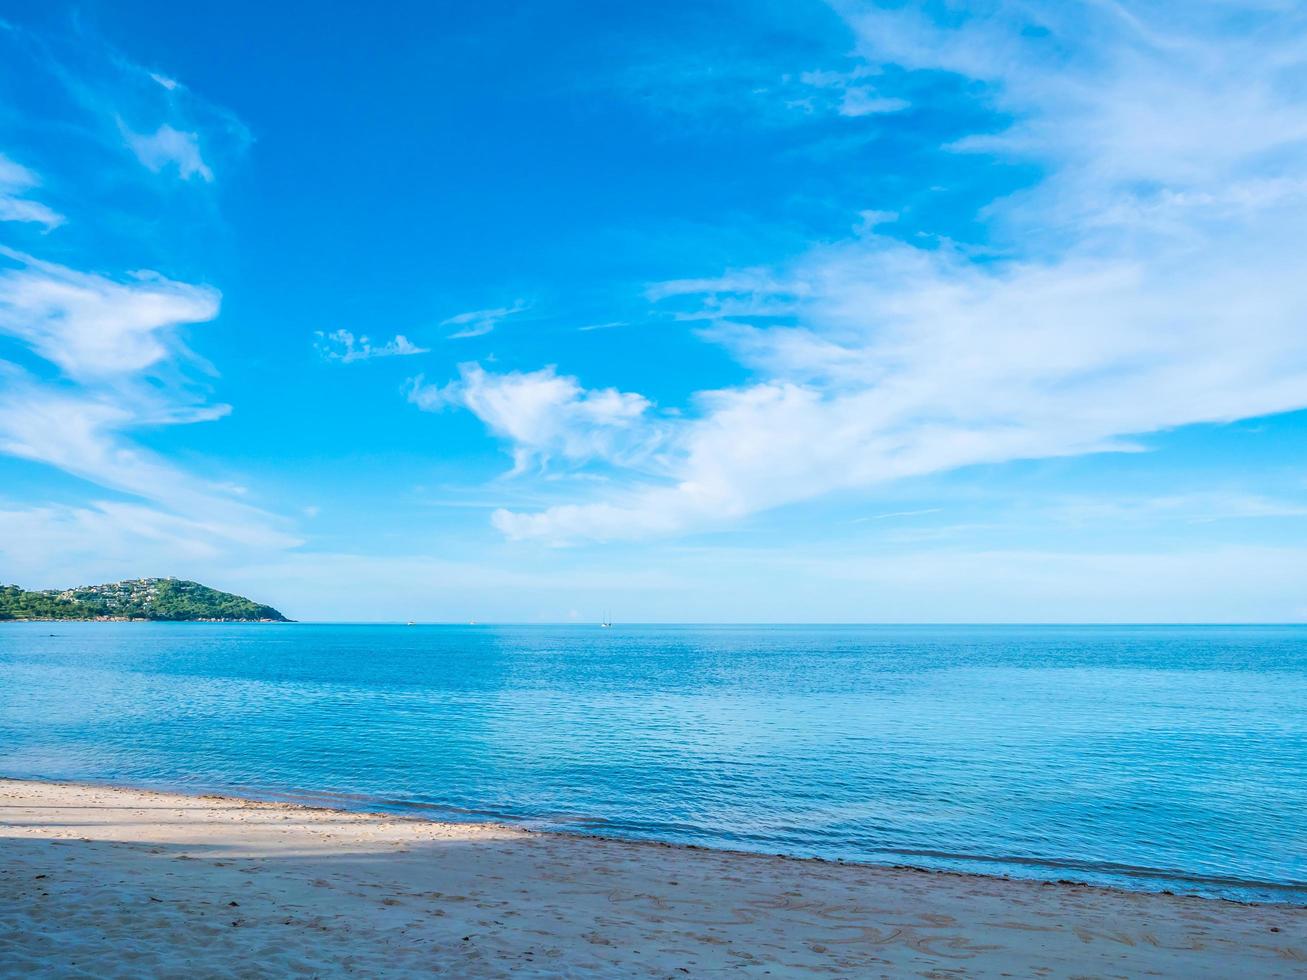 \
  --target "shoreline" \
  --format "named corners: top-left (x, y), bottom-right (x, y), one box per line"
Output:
top-left (3, 778), bottom-right (1303, 976)
top-left (14, 773), bottom-right (1305, 910)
